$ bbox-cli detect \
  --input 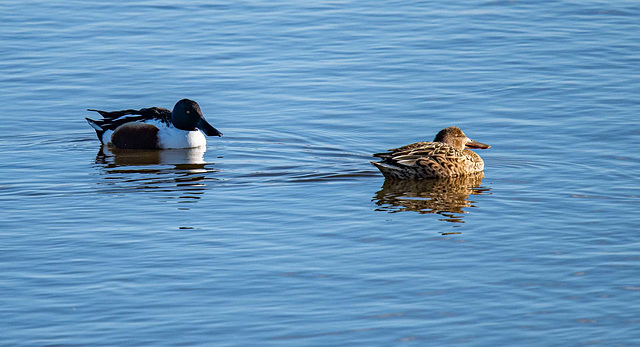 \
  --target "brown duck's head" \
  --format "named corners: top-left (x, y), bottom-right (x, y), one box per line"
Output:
top-left (433, 126), bottom-right (490, 151)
